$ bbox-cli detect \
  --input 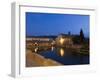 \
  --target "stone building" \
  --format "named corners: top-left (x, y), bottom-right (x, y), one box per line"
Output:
top-left (55, 34), bottom-right (73, 47)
